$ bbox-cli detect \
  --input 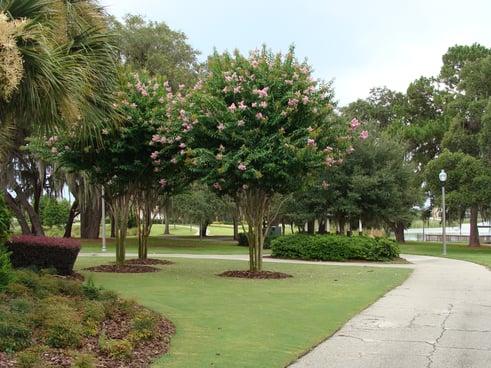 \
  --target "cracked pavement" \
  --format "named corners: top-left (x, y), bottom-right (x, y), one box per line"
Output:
top-left (288, 254), bottom-right (491, 368)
